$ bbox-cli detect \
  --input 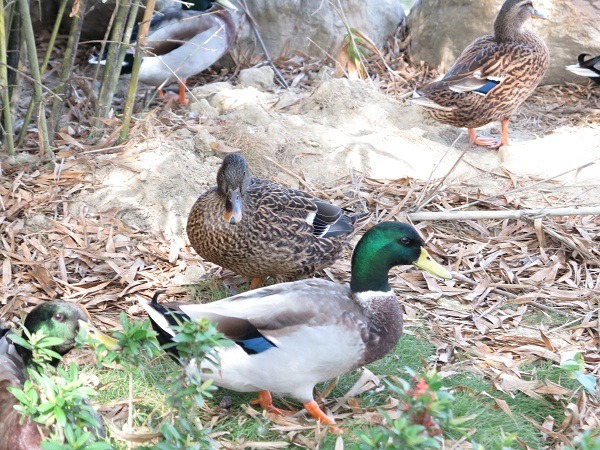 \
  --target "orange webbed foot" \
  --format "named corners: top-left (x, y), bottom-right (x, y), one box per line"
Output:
top-left (252, 390), bottom-right (296, 416)
top-left (303, 400), bottom-right (342, 434)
